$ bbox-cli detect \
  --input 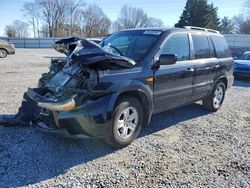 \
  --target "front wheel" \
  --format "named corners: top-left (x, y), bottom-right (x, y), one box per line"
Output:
top-left (202, 81), bottom-right (226, 112)
top-left (106, 96), bottom-right (143, 147)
